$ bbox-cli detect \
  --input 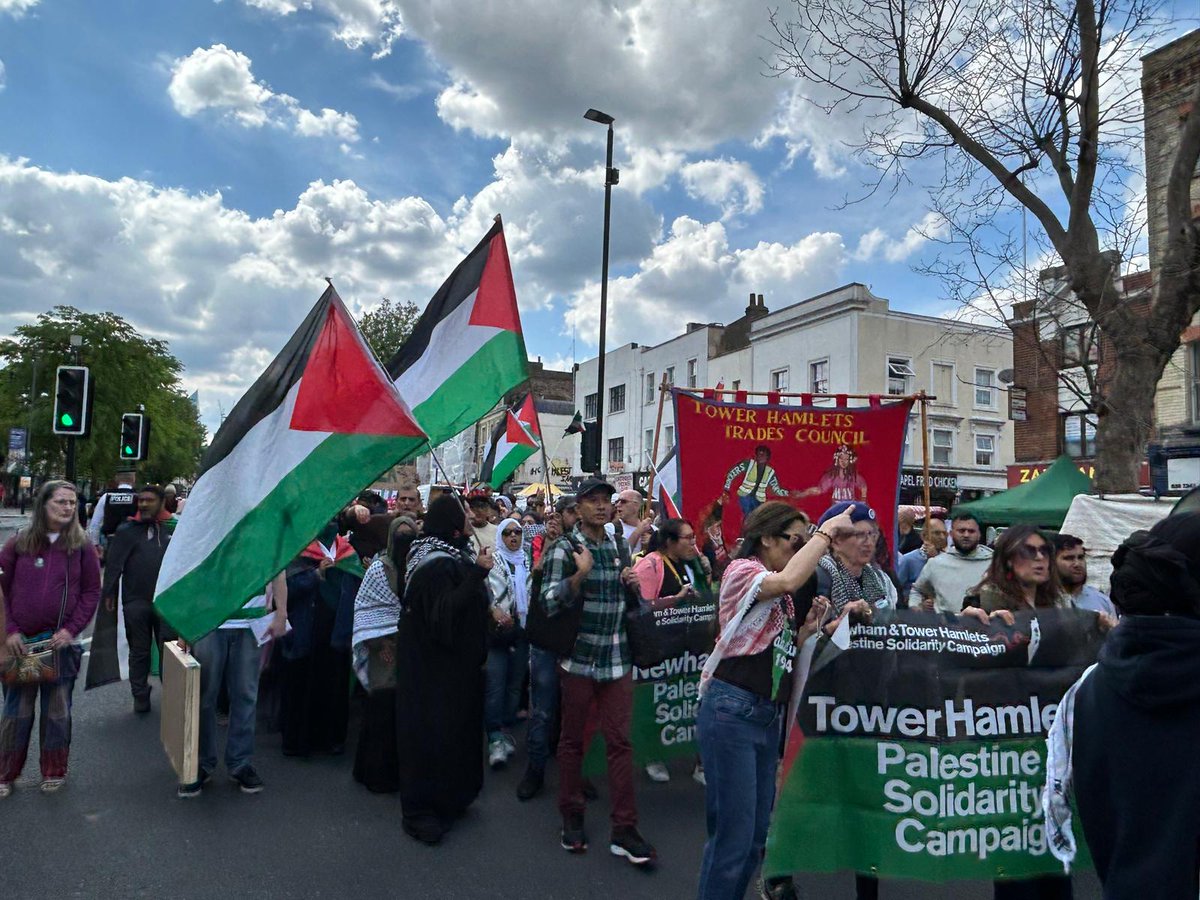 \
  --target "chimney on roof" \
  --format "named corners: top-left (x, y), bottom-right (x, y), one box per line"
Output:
top-left (744, 292), bottom-right (768, 320)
